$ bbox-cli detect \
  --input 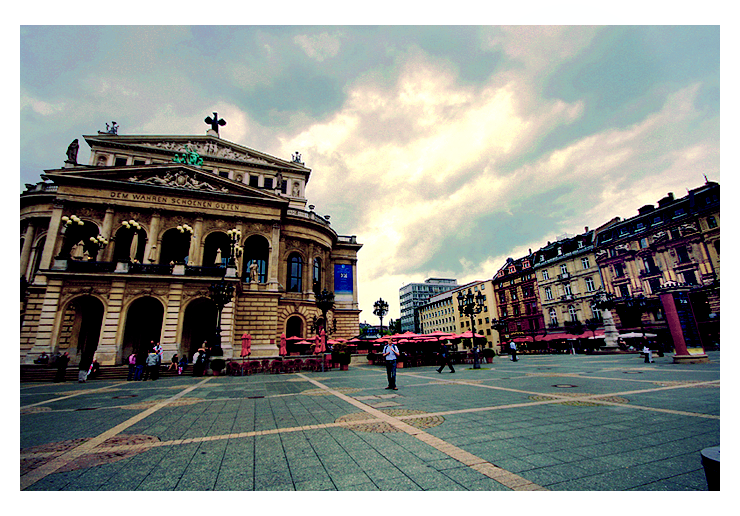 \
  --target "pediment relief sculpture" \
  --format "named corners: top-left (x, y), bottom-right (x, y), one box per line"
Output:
top-left (140, 141), bottom-right (271, 165)
top-left (128, 171), bottom-right (228, 193)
